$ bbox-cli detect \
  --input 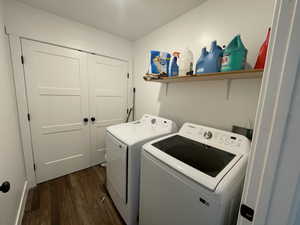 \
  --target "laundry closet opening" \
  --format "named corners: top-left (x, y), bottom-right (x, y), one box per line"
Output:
top-left (21, 39), bottom-right (129, 183)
